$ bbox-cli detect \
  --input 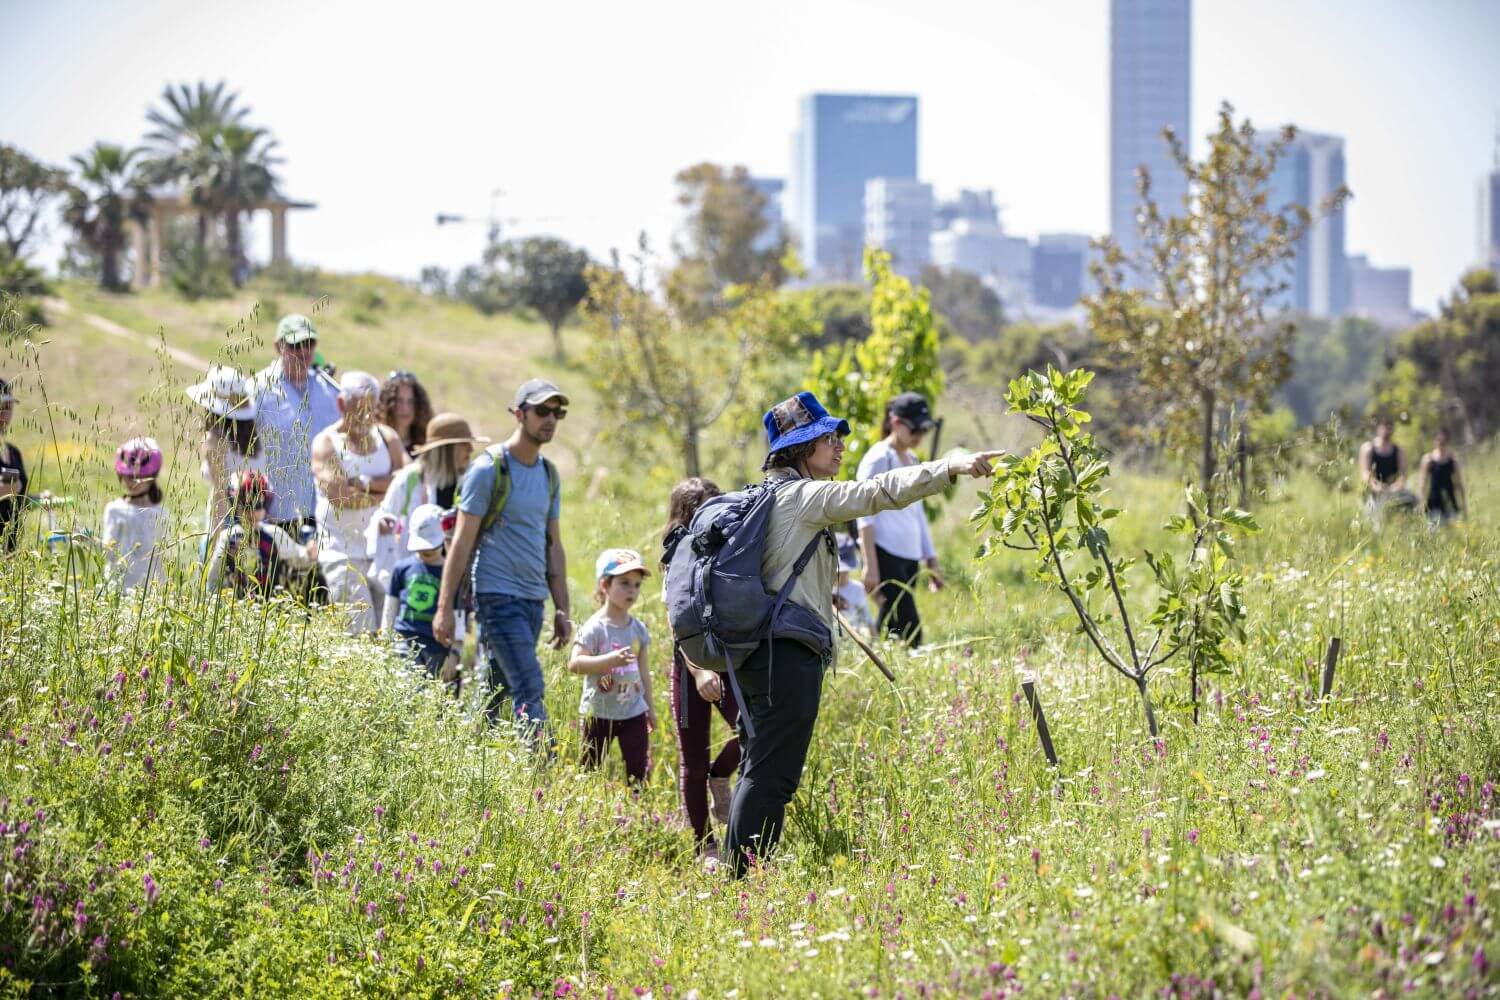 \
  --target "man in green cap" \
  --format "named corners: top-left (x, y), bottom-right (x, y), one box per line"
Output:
top-left (250, 314), bottom-right (342, 533)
